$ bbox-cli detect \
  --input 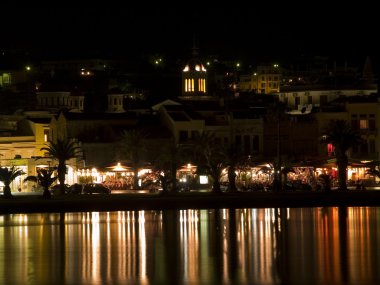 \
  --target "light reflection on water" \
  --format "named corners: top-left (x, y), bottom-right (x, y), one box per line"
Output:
top-left (0, 207), bottom-right (379, 285)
